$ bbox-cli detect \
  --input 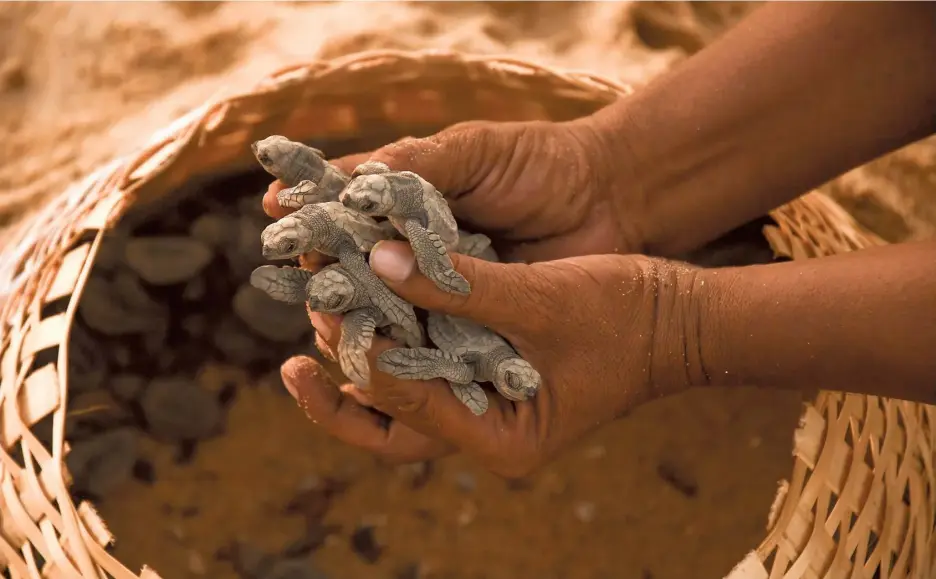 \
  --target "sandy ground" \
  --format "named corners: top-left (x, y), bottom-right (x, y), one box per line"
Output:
top-left (2, 2), bottom-right (935, 579)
